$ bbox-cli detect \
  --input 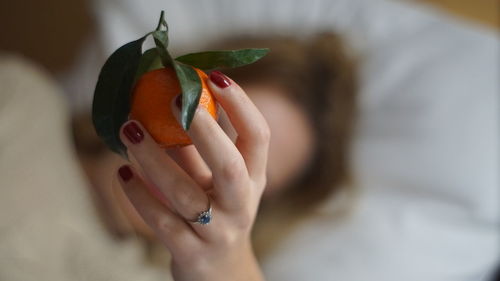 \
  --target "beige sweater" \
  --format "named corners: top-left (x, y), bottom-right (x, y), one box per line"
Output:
top-left (0, 55), bottom-right (171, 281)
